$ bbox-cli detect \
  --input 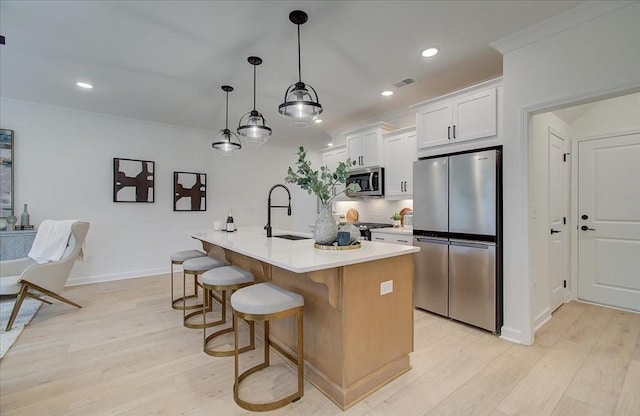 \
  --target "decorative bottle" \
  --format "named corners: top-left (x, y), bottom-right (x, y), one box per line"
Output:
top-left (226, 209), bottom-right (235, 232)
top-left (21, 204), bottom-right (30, 227)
